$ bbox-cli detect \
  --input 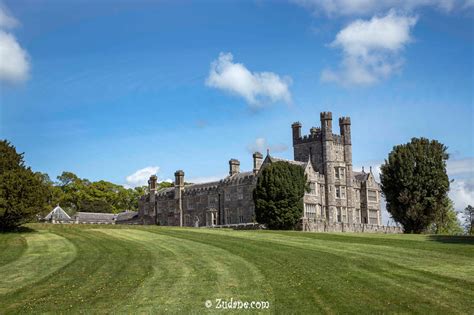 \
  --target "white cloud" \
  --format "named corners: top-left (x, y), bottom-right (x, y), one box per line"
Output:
top-left (206, 52), bottom-right (292, 107)
top-left (0, 30), bottom-right (30, 83)
top-left (126, 166), bottom-right (160, 188)
top-left (247, 137), bottom-right (288, 154)
top-left (0, 5), bottom-right (19, 28)
top-left (321, 10), bottom-right (417, 86)
top-left (447, 158), bottom-right (474, 177)
top-left (450, 178), bottom-right (474, 212)
top-left (0, 6), bottom-right (30, 83)
top-left (293, 0), bottom-right (471, 17)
